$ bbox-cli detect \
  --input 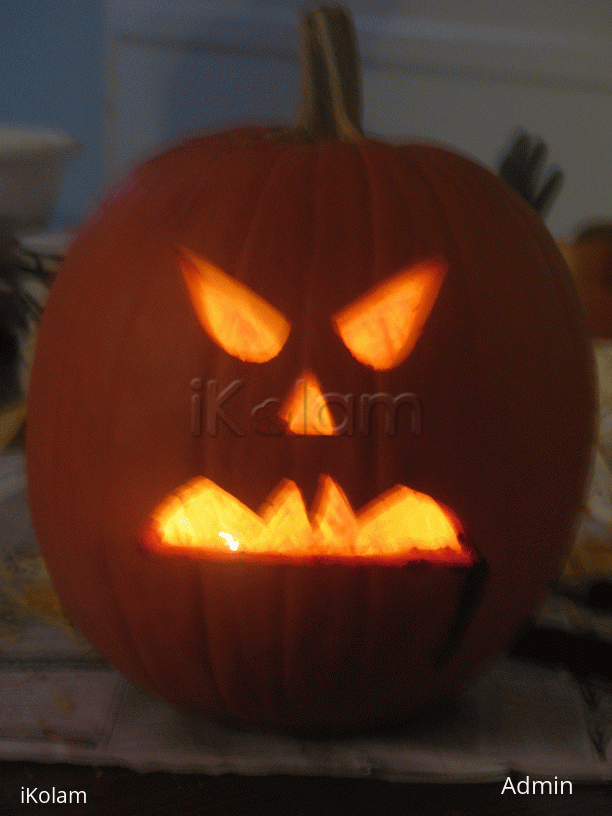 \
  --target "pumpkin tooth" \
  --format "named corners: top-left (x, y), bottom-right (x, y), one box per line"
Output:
top-left (258, 479), bottom-right (312, 551)
top-left (355, 485), bottom-right (465, 557)
top-left (153, 477), bottom-right (266, 551)
top-left (310, 475), bottom-right (359, 553)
